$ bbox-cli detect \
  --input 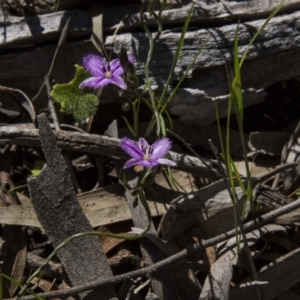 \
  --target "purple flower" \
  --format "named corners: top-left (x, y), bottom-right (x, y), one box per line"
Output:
top-left (79, 54), bottom-right (135, 90)
top-left (121, 137), bottom-right (176, 169)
